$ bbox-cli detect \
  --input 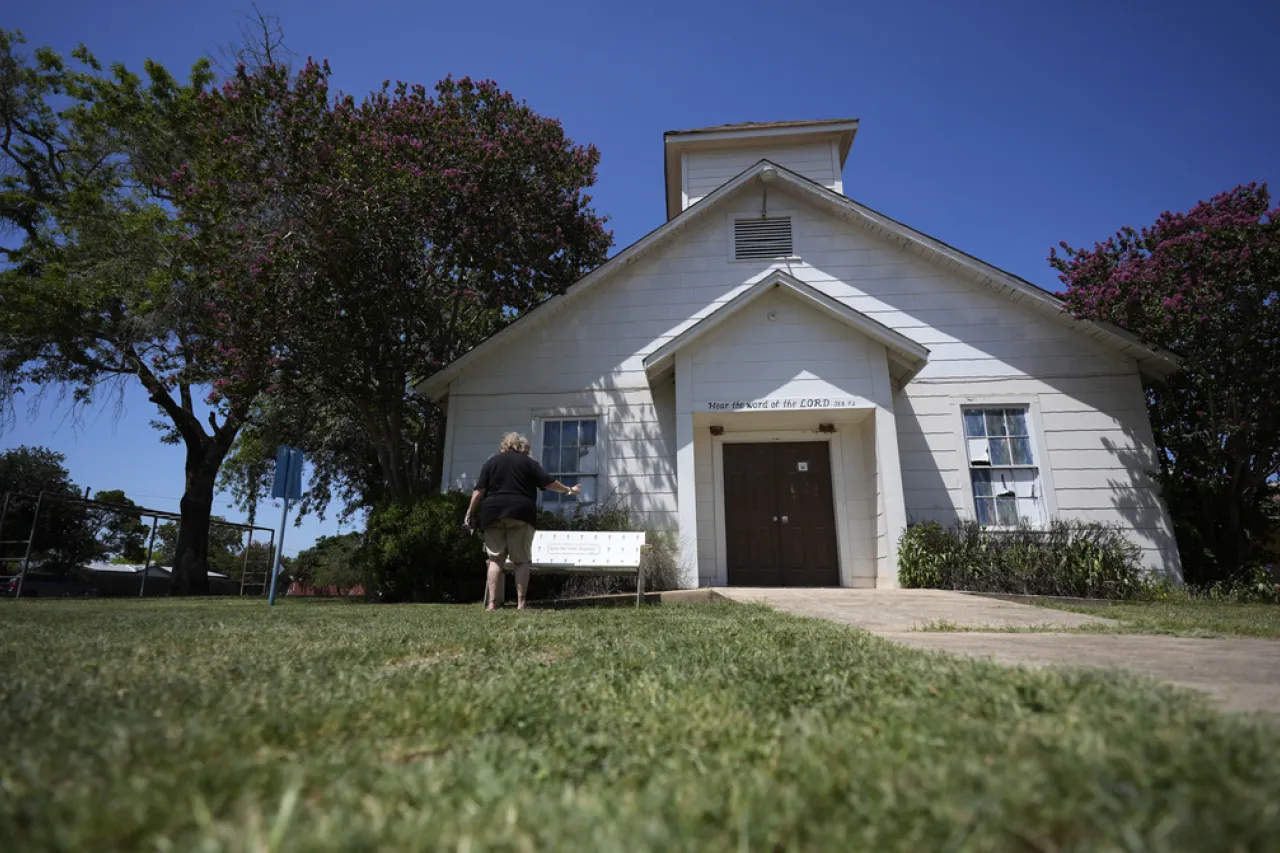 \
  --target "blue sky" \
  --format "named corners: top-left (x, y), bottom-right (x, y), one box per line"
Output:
top-left (4, 0), bottom-right (1277, 555)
